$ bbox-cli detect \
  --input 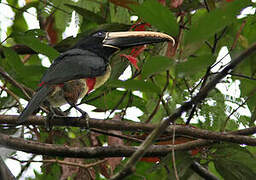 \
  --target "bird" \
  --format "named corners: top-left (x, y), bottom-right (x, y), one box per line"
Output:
top-left (18, 31), bottom-right (175, 124)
